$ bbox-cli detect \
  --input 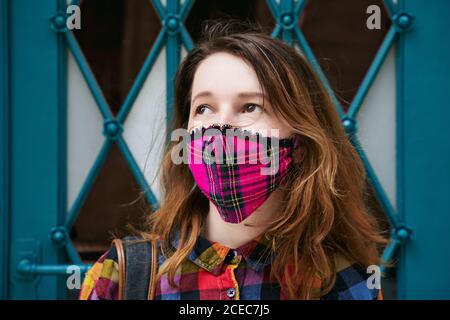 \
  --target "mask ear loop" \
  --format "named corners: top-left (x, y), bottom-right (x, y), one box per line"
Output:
top-left (188, 182), bottom-right (198, 195)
